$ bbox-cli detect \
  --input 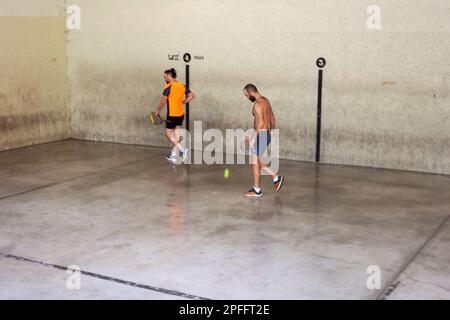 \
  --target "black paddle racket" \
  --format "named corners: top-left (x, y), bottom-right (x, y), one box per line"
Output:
top-left (149, 112), bottom-right (183, 141)
top-left (150, 112), bottom-right (167, 126)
